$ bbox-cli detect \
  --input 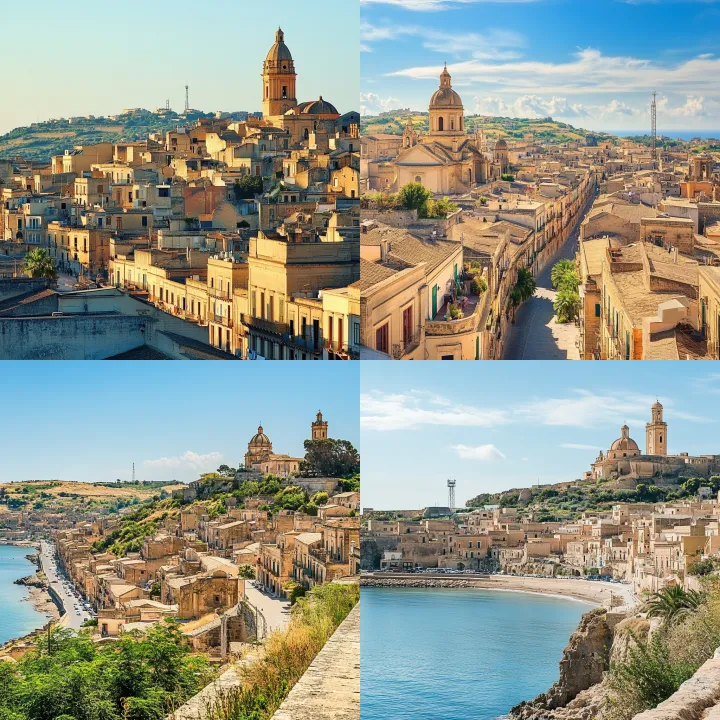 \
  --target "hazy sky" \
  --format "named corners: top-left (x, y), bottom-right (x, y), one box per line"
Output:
top-left (0, 362), bottom-right (359, 485)
top-left (361, 363), bottom-right (720, 510)
top-left (361, 0), bottom-right (720, 133)
top-left (0, 0), bottom-right (359, 135)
